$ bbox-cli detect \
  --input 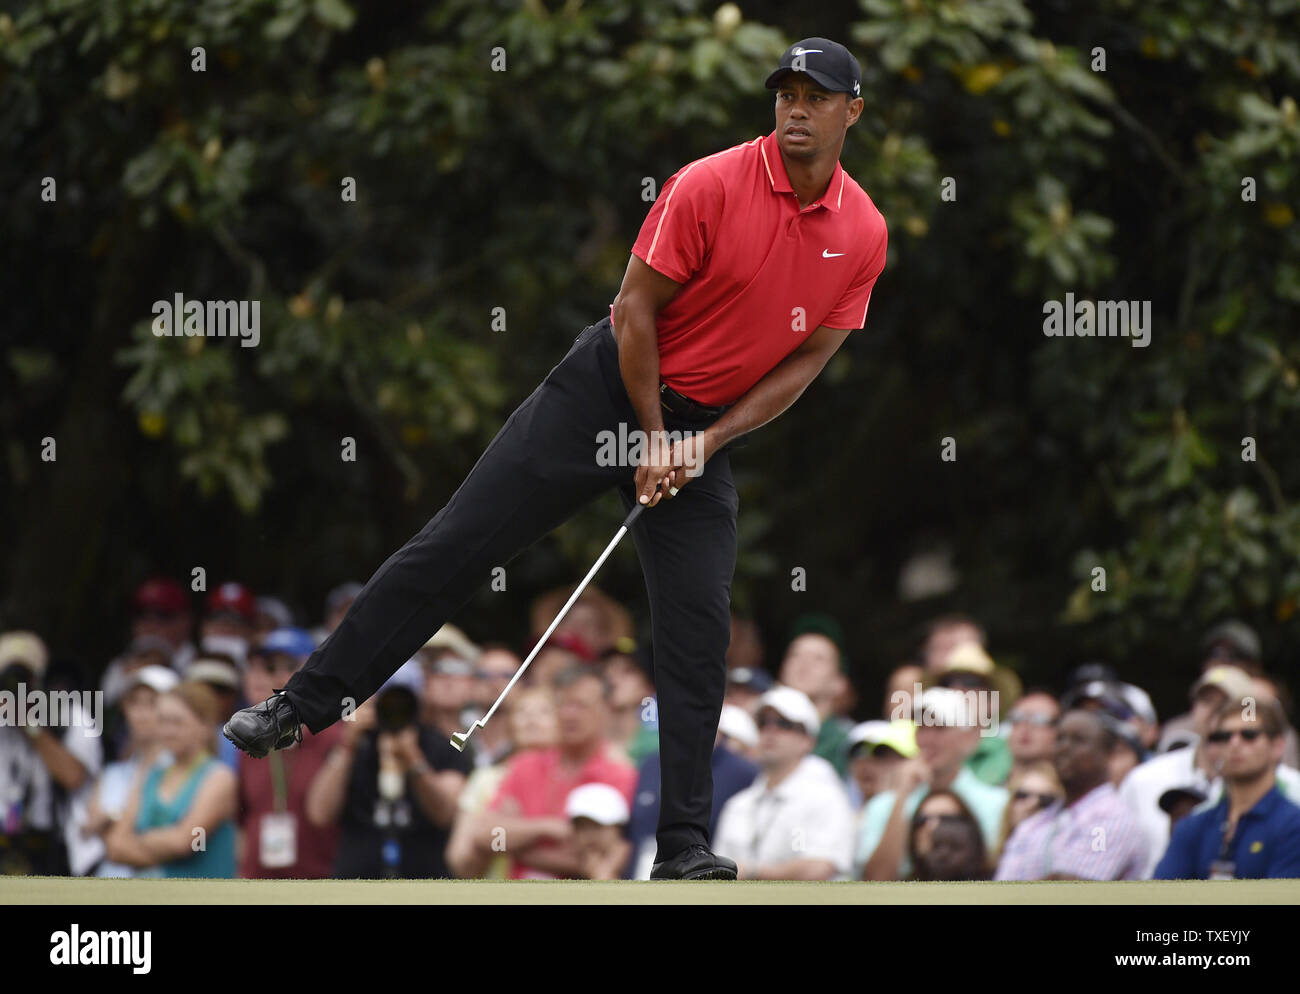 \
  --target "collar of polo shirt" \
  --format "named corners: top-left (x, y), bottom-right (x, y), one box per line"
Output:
top-left (759, 131), bottom-right (848, 213)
